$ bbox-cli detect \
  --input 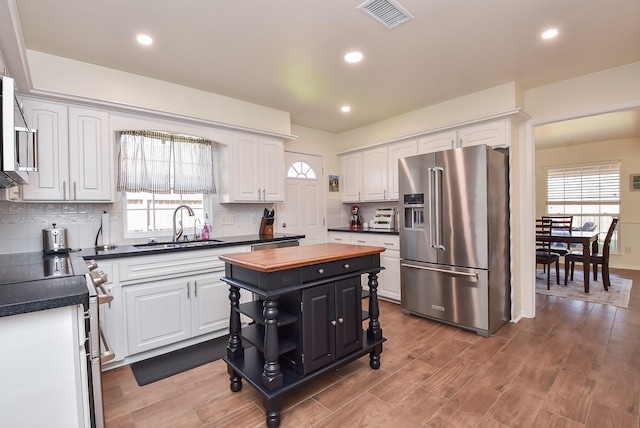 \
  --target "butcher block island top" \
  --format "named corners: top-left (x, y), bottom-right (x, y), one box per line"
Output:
top-left (219, 242), bottom-right (385, 272)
